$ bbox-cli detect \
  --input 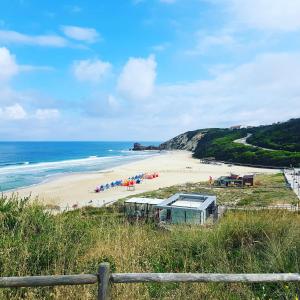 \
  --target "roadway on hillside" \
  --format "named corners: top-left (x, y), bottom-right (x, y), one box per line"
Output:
top-left (234, 133), bottom-right (275, 151)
